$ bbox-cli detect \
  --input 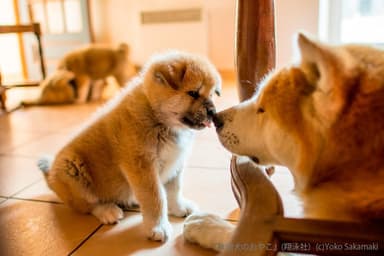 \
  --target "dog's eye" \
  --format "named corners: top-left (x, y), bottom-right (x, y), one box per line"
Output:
top-left (257, 107), bottom-right (265, 113)
top-left (187, 91), bottom-right (199, 99)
